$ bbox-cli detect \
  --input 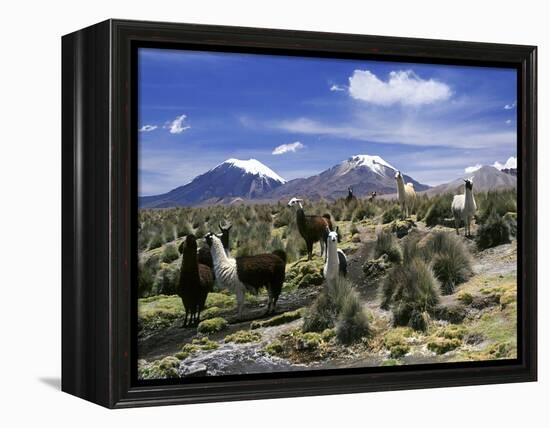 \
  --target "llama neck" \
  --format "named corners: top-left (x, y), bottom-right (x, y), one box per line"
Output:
top-left (296, 208), bottom-right (306, 232)
top-left (396, 178), bottom-right (406, 198)
top-left (180, 249), bottom-right (199, 290)
top-left (464, 187), bottom-right (475, 210)
top-left (210, 239), bottom-right (230, 267)
top-left (326, 241), bottom-right (339, 274)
